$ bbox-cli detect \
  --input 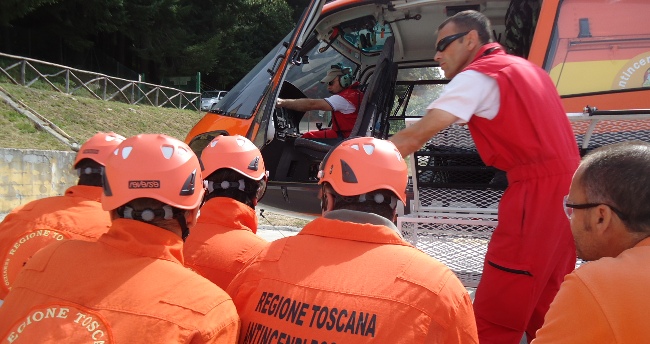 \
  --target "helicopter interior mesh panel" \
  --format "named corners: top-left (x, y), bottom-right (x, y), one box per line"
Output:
top-left (400, 217), bottom-right (494, 288)
top-left (403, 115), bottom-right (649, 286)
